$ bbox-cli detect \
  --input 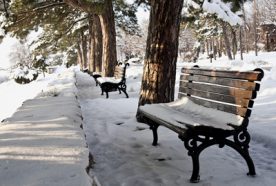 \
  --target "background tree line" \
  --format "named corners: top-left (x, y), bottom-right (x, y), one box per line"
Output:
top-left (1, 0), bottom-right (275, 119)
